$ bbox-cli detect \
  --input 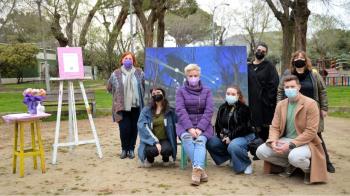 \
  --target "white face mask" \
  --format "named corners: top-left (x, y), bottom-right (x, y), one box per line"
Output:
top-left (225, 95), bottom-right (238, 105)
top-left (285, 88), bottom-right (298, 99)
